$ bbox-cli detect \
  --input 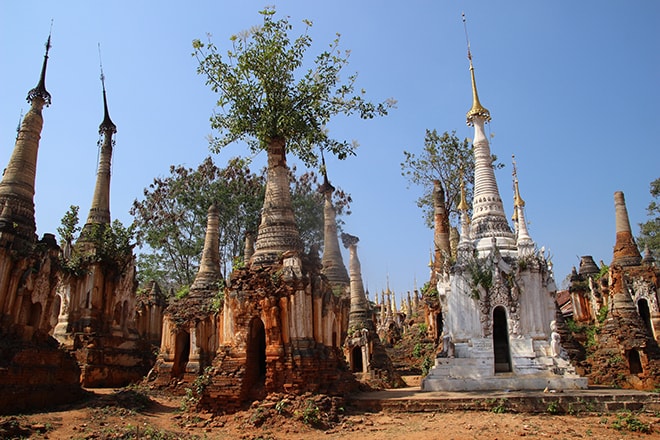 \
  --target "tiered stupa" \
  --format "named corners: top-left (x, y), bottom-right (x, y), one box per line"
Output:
top-left (320, 158), bottom-right (350, 288)
top-left (422, 19), bottom-right (586, 391)
top-left (53, 67), bottom-right (153, 387)
top-left (155, 204), bottom-right (223, 383)
top-left (0, 34), bottom-right (84, 412)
